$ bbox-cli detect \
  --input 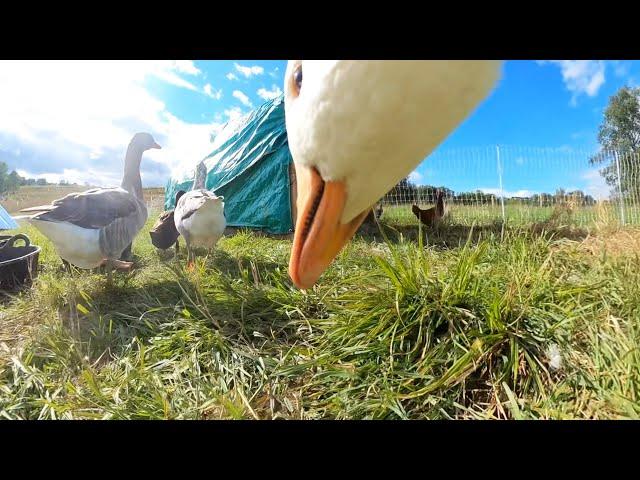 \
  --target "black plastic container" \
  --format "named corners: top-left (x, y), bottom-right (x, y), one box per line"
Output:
top-left (0, 234), bottom-right (41, 290)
